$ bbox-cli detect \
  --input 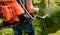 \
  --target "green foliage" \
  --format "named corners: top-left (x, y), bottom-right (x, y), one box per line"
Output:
top-left (0, 28), bottom-right (13, 35)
